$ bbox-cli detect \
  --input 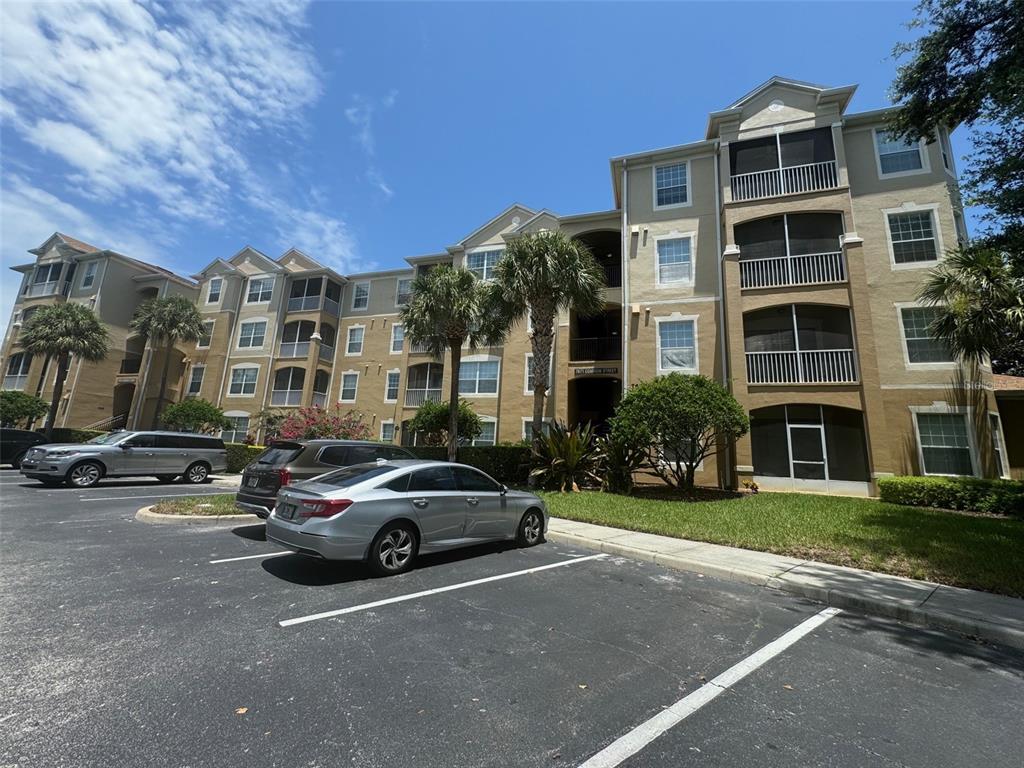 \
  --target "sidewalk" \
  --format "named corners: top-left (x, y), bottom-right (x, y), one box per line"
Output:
top-left (547, 517), bottom-right (1024, 651)
top-left (209, 474), bottom-right (242, 488)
